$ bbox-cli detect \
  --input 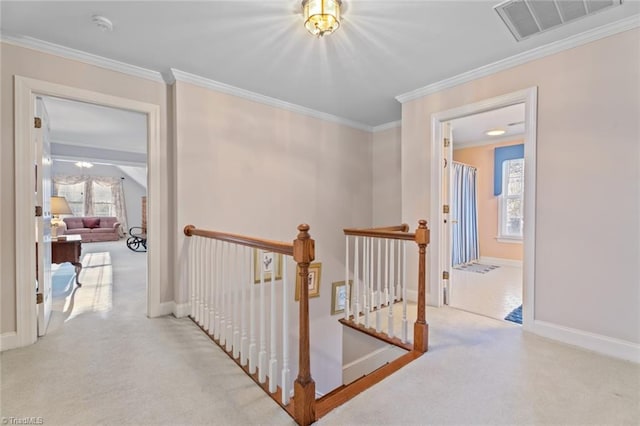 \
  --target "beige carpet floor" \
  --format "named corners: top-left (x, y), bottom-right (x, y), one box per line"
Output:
top-left (2, 241), bottom-right (639, 425)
